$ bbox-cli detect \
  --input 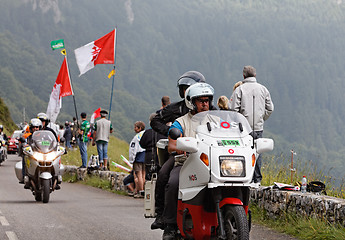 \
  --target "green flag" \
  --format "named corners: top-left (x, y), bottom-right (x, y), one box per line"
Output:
top-left (51, 39), bottom-right (65, 50)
